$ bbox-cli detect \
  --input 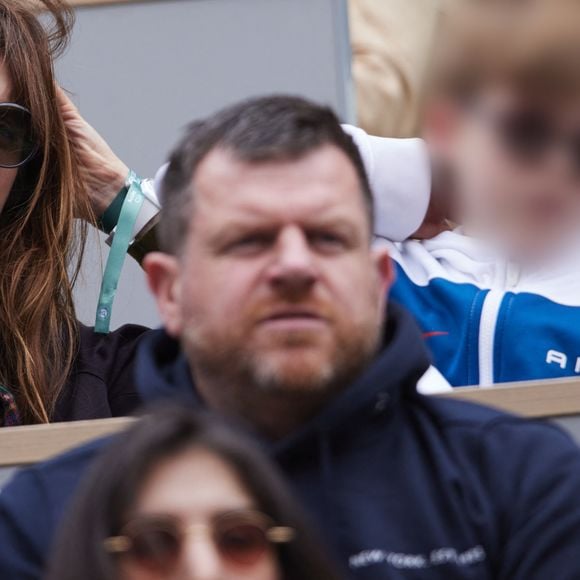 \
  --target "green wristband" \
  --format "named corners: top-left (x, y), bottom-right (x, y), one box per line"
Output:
top-left (94, 170), bottom-right (144, 334)
top-left (97, 175), bottom-right (132, 234)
